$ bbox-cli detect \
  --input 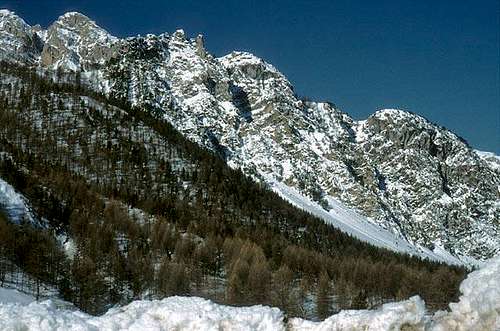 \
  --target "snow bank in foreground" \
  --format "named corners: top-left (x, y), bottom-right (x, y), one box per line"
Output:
top-left (97, 298), bottom-right (284, 331)
top-left (430, 255), bottom-right (500, 331)
top-left (0, 296), bottom-right (284, 331)
top-left (289, 296), bottom-right (426, 330)
top-left (0, 256), bottom-right (498, 331)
